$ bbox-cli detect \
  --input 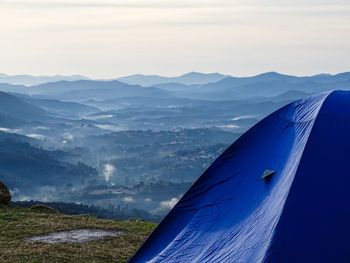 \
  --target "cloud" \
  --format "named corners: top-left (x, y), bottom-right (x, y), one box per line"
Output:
top-left (101, 163), bottom-right (115, 182)
top-left (11, 186), bottom-right (61, 202)
top-left (159, 197), bottom-right (179, 211)
top-left (123, 196), bottom-right (135, 203)
top-left (0, 0), bottom-right (242, 9)
top-left (2, 0), bottom-right (350, 10)
top-left (1, 0), bottom-right (349, 77)
top-left (0, 127), bottom-right (21, 133)
top-left (95, 124), bottom-right (124, 132)
top-left (26, 133), bottom-right (46, 140)
top-left (33, 126), bottom-right (50, 130)
top-left (63, 132), bottom-right (74, 141)
top-left (87, 114), bottom-right (114, 120)
top-left (9, 188), bottom-right (20, 196)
